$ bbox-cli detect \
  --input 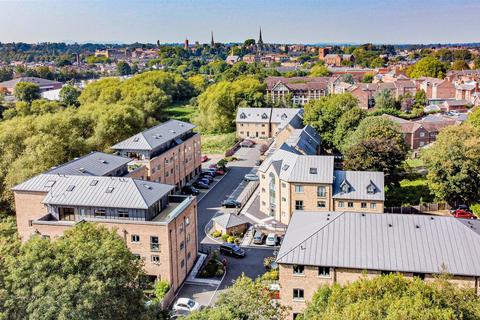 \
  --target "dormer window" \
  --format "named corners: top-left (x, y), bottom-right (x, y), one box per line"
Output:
top-left (240, 113), bottom-right (246, 119)
top-left (281, 113), bottom-right (288, 120)
top-left (261, 113), bottom-right (268, 119)
top-left (366, 181), bottom-right (377, 194)
top-left (340, 180), bottom-right (350, 193)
